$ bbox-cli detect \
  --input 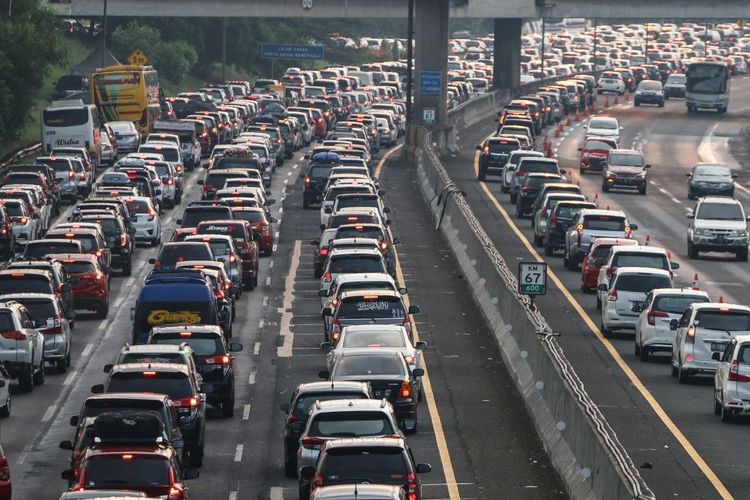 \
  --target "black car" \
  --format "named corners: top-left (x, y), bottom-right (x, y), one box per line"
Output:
top-left (302, 153), bottom-right (341, 209)
top-left (634, 80), bottom-right (665, 107)
top-left (148, 324), bottom-right (243, 417)
top-left (91, 362), bottom-right (206, 467)
top-left (299, 437), bottom-right (431, 500)
top-left (280, 381), bottom-right (373, 478)
top-left (476, 137), bottom-right (521, 181)
top-left (0, 205), bottom-right (13, 260)
top-left (514, 173), bottom-right (563, 218)
top-left (319, 349), bottom-right (423, 433)
top-left (544, 200), bottom-right (598, 256)
top-left (78, 213), bottom-right (133, 275)
top-left (687, 163), bottom-right (736, 199)
top-left (177, 203), bottom-right (234, 229)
